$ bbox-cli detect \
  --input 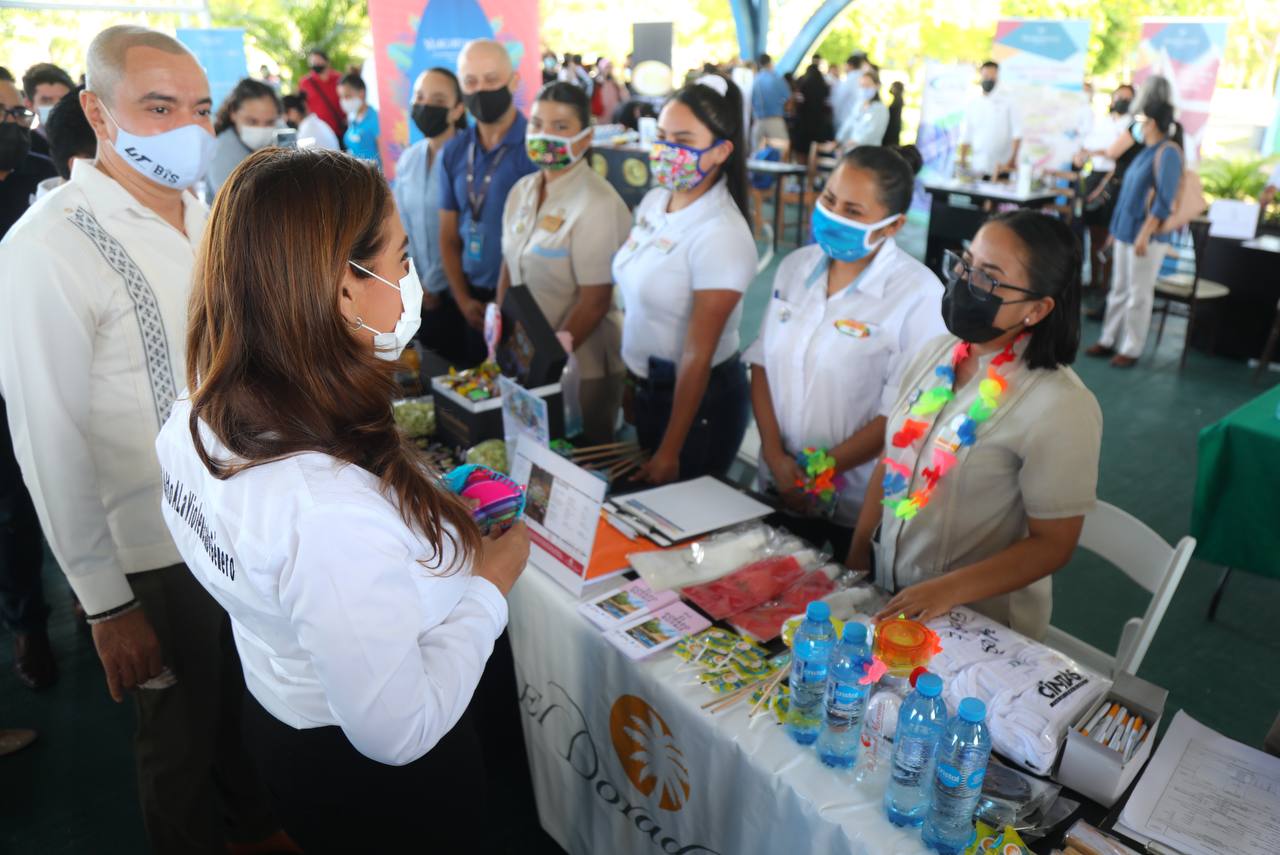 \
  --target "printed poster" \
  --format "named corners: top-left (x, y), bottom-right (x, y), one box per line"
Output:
top-left (175, 28), bottom-right (247, 114)
top-left (366, 0), bottom-right (541, 177)
top-left (993, 18), bottom-right (1092, 170)
top-left (1135, 18), bottom-right (1230, 160)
